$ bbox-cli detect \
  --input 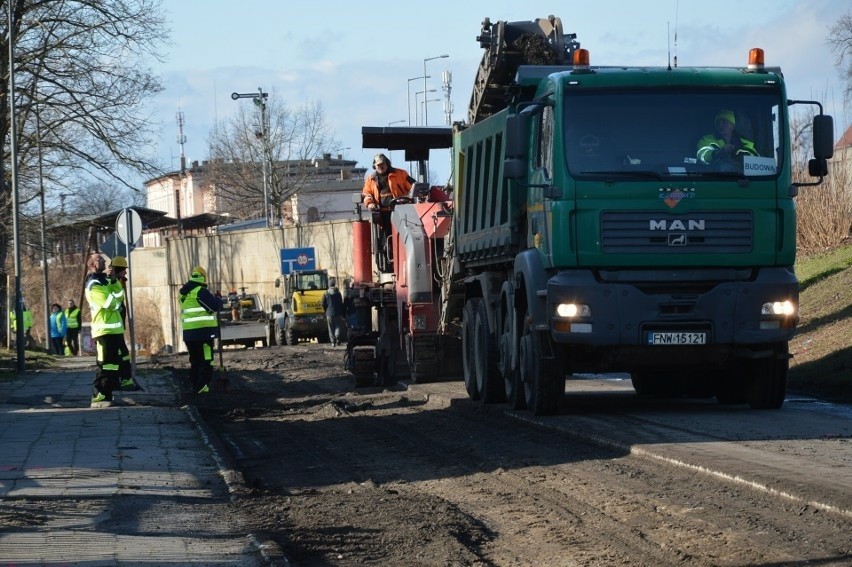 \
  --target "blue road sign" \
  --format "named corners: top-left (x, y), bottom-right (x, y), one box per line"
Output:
top-left (280, 247), bottom-right (316, 274)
